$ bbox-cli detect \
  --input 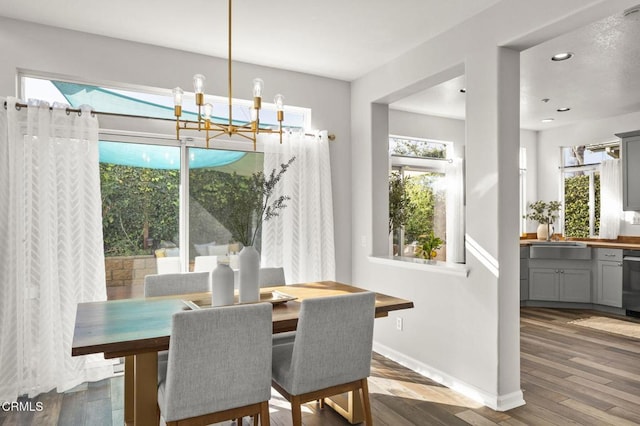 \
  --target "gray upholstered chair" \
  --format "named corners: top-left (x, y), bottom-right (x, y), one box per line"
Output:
top-left (259, 267), bottom-right (286, 287)
top-left (143, 272), bottom-right (210, 297)
top-left (260, 267), bottom-right (295, 346)
top-left (271, 291), bottom-right (376, 426)
top-left (157, 303), bottom-right (272, 426)
top-left (144, 272), bottom-right (211, 364)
